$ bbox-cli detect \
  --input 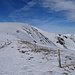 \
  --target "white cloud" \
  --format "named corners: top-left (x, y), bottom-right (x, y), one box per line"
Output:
top-left (42, 0), bottom-right (75, 21)
top-left (8, 0), bottom-right (36, 21)
top-left (16, 0), bottom-right (36, 12)
top-left (9, 0), bottom-right (75, 22)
